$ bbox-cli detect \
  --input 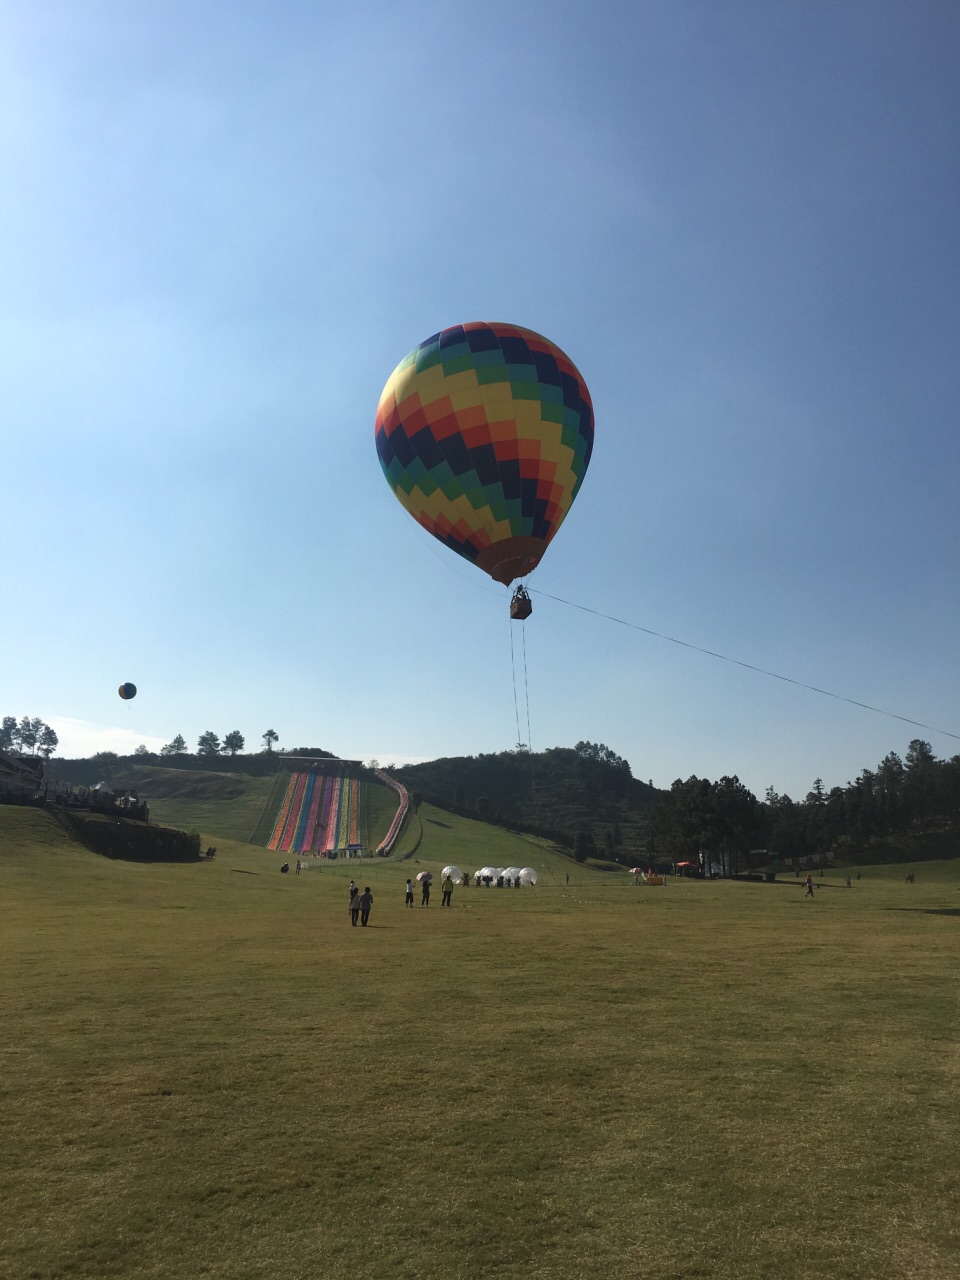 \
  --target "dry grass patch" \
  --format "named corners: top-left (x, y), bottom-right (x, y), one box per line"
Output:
top-left (2, 810), bottom-right (959, 1278)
